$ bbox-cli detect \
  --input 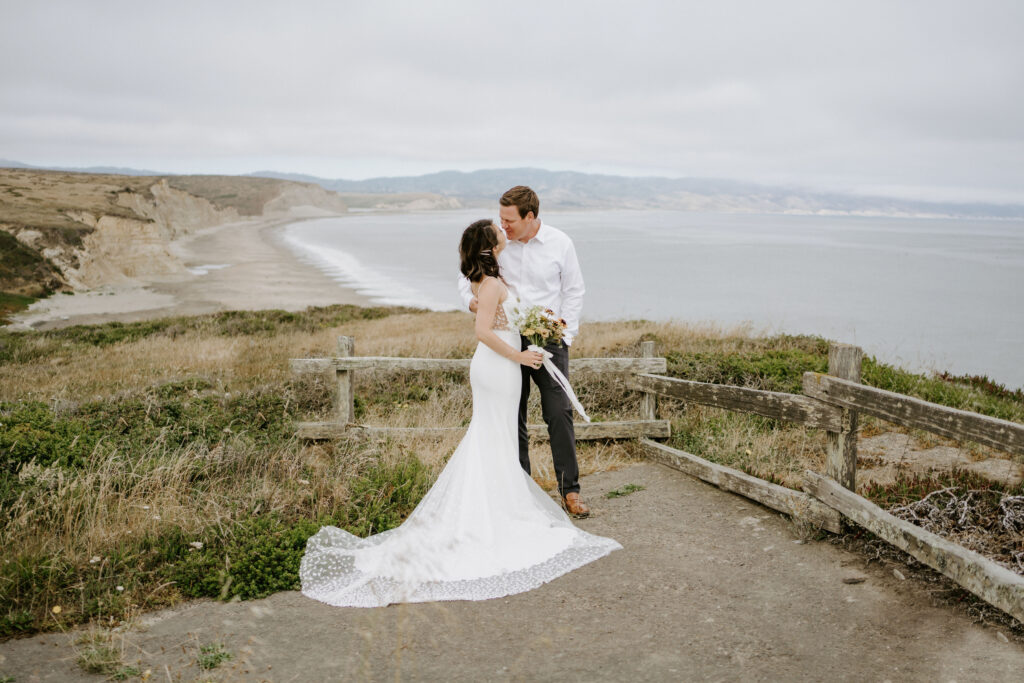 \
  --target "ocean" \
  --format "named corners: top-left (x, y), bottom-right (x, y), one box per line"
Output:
top-left (281, 209), bottom-right (1024, 389)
